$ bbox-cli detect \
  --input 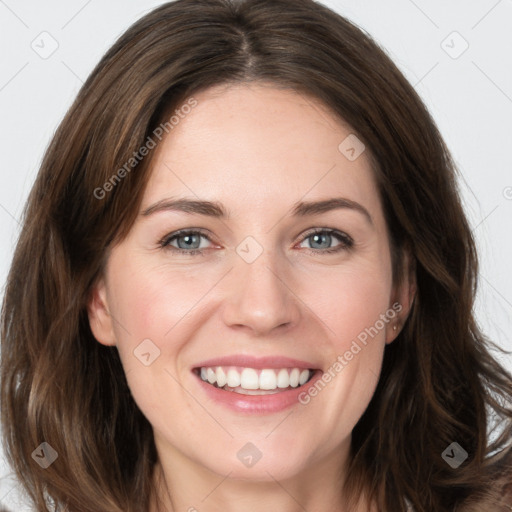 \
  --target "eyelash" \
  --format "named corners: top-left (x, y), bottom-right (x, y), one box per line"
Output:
top-left (158, 228), bottom-right (354, 256)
